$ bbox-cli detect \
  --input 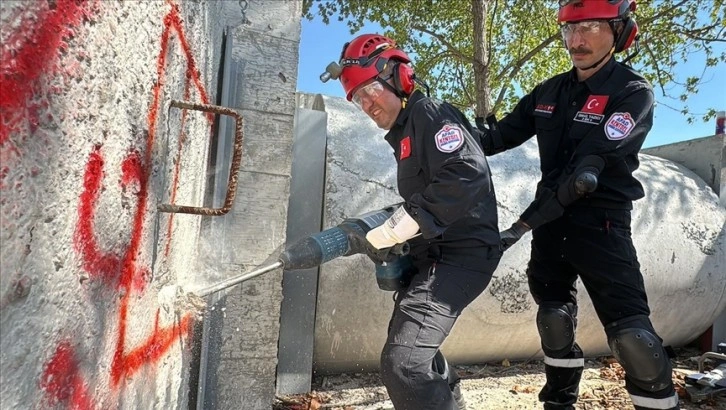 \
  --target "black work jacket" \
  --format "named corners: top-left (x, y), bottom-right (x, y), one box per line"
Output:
top-left (384, 90), bottom-right (499, 269)
top-left (495, 57), bottom-right (654, 213)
